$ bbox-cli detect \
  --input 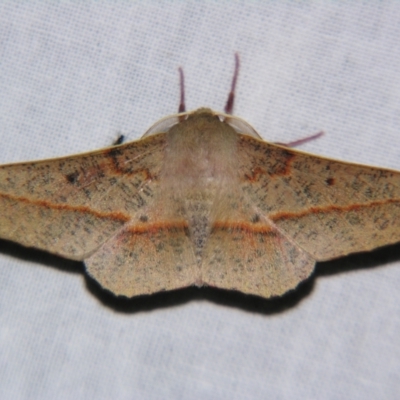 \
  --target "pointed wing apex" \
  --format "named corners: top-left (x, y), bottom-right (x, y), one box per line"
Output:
top-left (0, 135), bottom-right (165, 259)
top-left (239, 136), bottom-right (400, 261)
